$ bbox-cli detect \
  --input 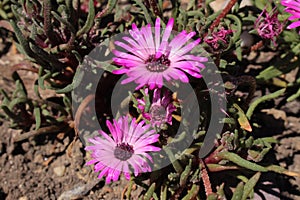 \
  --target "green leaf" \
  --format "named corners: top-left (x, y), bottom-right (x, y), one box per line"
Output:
top-left (233, 103), bottom-right (252, 132)
top-left (10, 20), bottom-right (34, 57)
top-left (76, 0), bottom-right (95, 36)
top-left (282, 30), bottom-right (300, 43)
top-left (34, 80), bottom-right (41, 98)
top-left (134, 0), bottom-right (153, 25)
top-left (217, 151), bottom-right (268, 172)
top-left (51, 11), bottom-right (76, 33)
top-left (56, 83), bottom-right (73, 94)
top-left (106, 0), bottom-right (118, 15)
top-left (9, 97), bottom-right (27, 110)
top-left (182, 184), bottom-right (200, 200)
top-left (97, 61), bottom-right (118, 72)
top-left (34, 107), bottom-right (41, 130)
top-left (226, 14), bottom-right (242, 43)
top-left (248, 148), bottom-right (271, 162)
top-left (256, 66), bottom-right (284, 81)
top-left (242, 172), bottom-right (261, 200)
top-left (287, 87), bottom-right (300, 102)
top-left (207, 193), bottom-right (218, 200)
top-left (254, 0), bottom-right (270, 10)
top-left (231, 182), bottom-right (244, 200)
top-left (246, 88), bottom-right (286, 119)
top-left (180, 159), bottom-right (192, 186)
top-left (12, 72), bottom-right (27, 97)
top-left (164, 146), bottom-right (183, 173)
top-left (236, 46), bottom-right (243, 61)
top-left (160, 184), bottom-right (167, 200)
top-left (266, 165), bottom-right (300, 177)
top-left (37, 71), bottom-right (52, 90)
top-left (256, 54), bottom-right (300, 81)
top-left (144, 183), bottom-right (156, 200)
